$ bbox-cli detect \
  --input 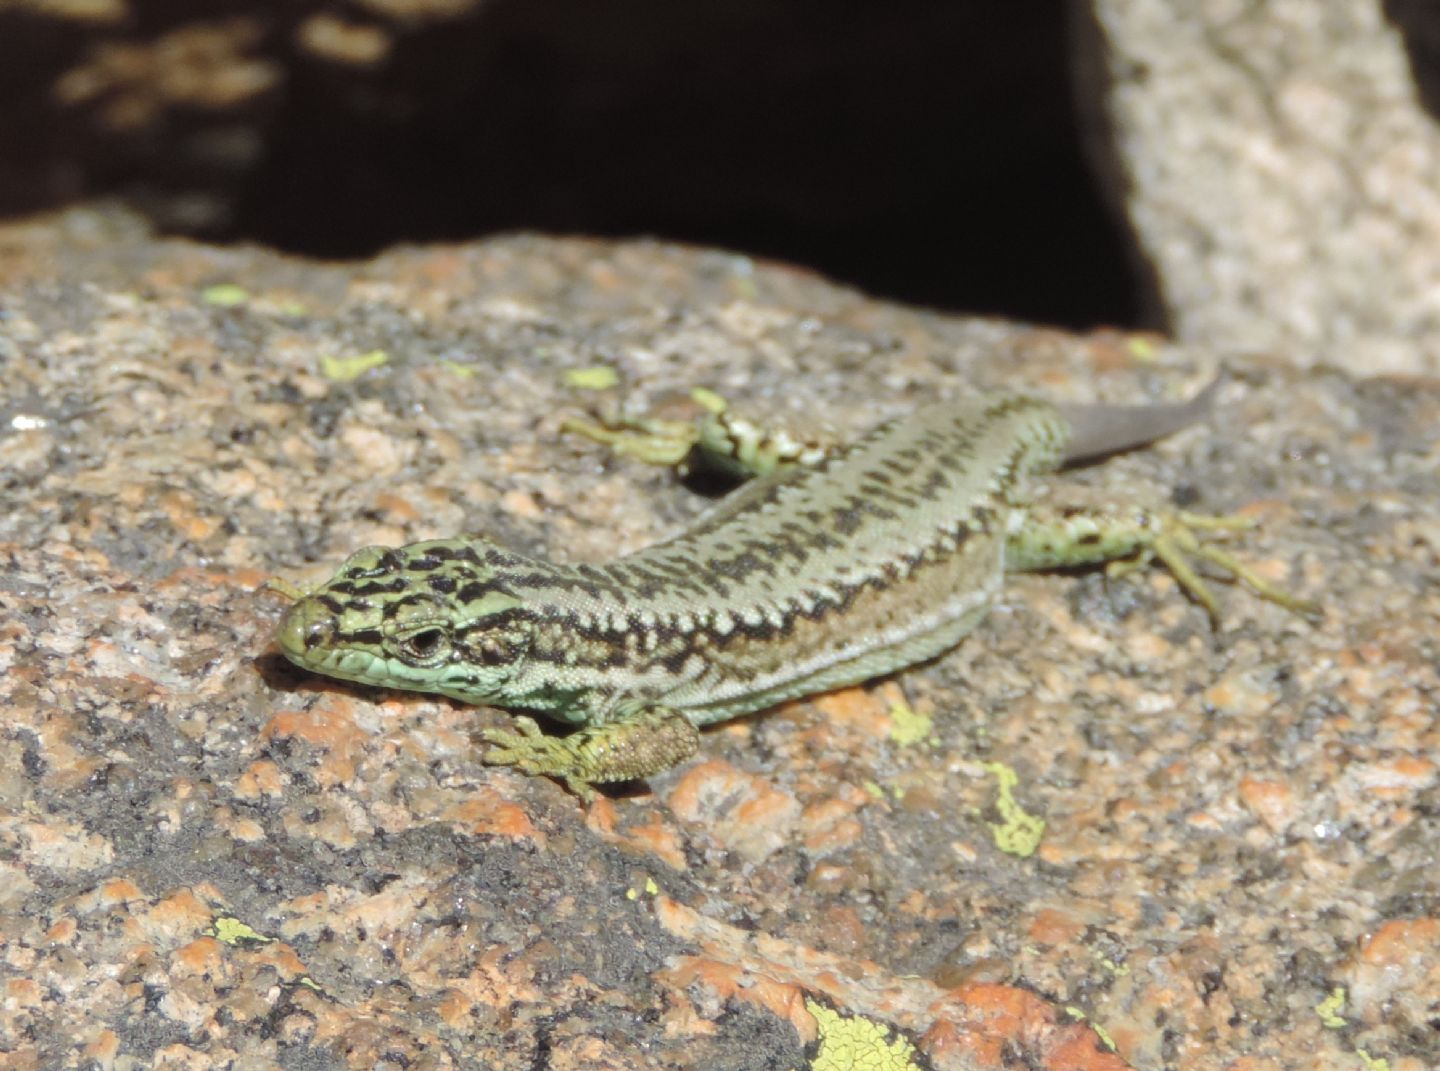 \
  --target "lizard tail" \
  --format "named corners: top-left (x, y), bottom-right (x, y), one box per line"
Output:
top-left (1056, 373), bottom-right (1225, 465)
